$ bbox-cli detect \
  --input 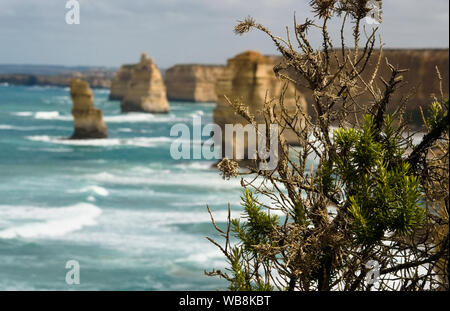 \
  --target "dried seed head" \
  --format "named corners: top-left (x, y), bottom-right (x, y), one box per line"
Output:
top-left (217, 158), bottom-right (239, 180)
top-left (227, 96), bottom-right (255, 124)
top-left (234, 16), bottom-right (256, 35)
top-left (310, 0), bottom-right (337, 18)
